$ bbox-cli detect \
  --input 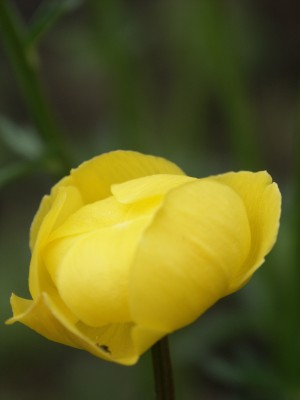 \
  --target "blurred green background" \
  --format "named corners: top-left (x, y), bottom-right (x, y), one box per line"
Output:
top-left (0, 0), bottom-right (298, 399)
